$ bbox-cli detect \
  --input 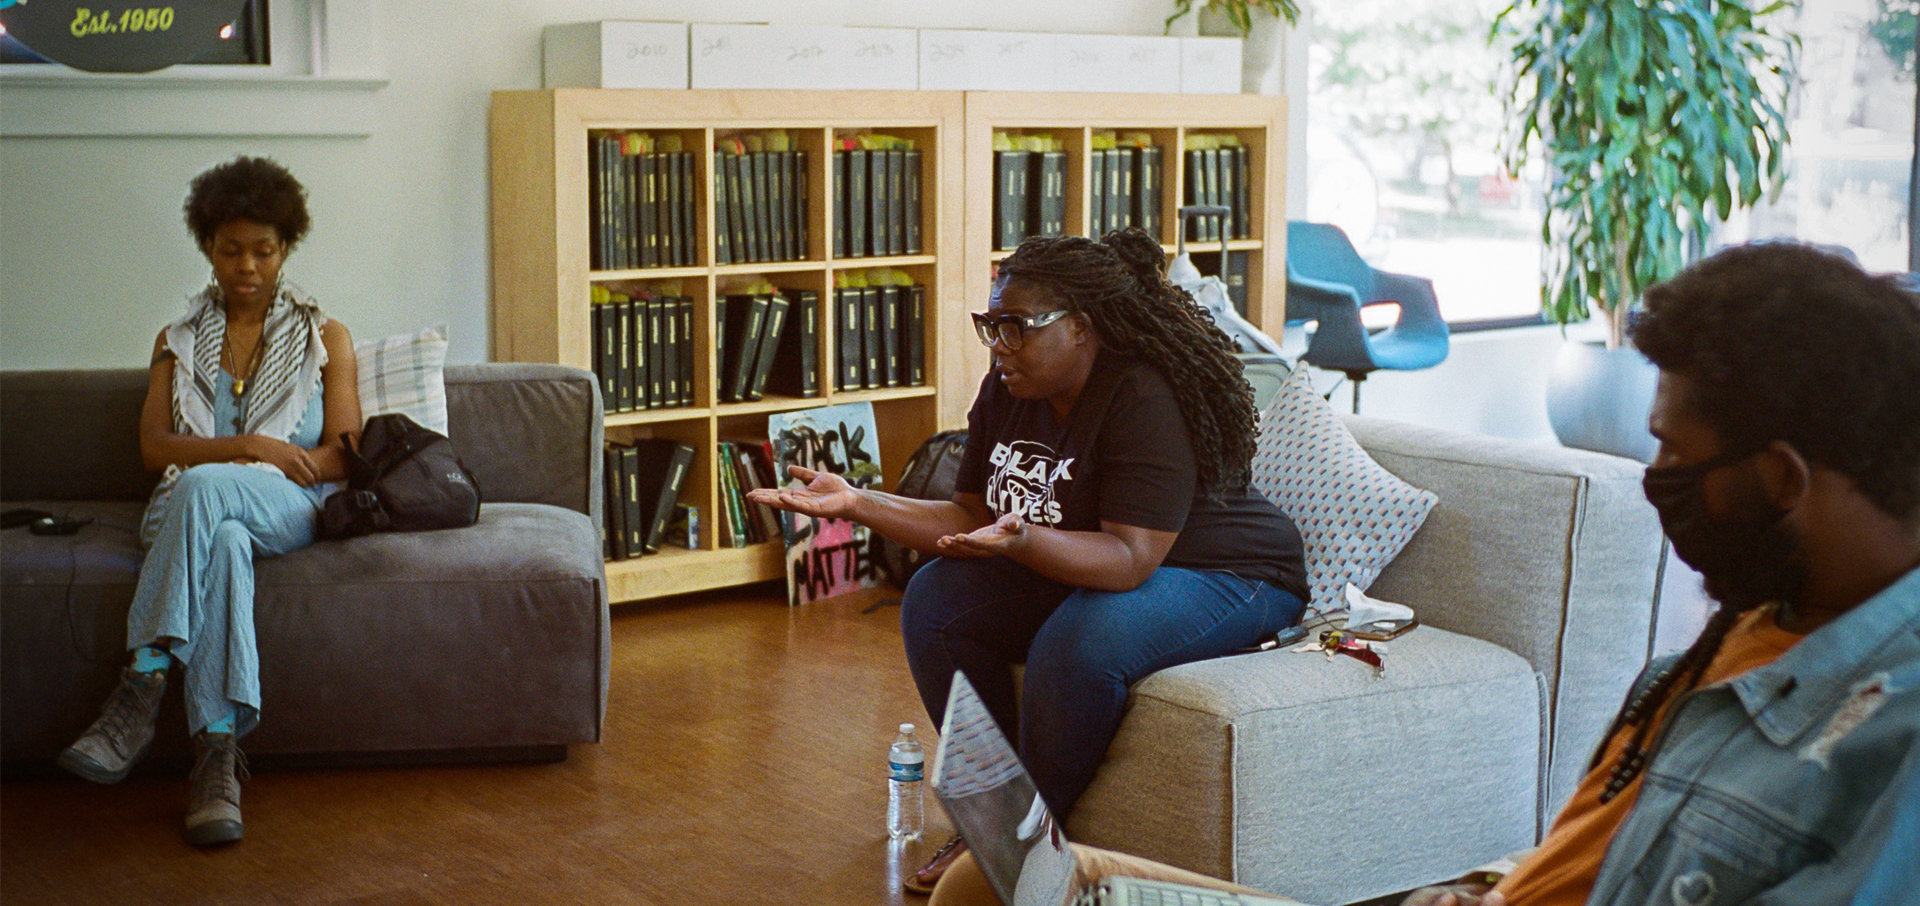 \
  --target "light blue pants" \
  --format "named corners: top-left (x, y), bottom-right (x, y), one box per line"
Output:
top-left (130, 463), bottom-right (322, 737)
